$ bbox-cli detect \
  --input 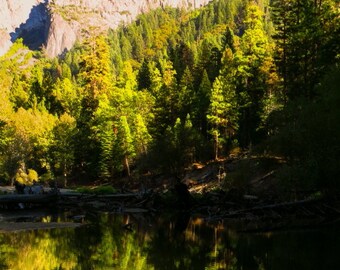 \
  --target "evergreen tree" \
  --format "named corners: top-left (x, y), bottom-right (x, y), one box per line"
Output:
top-left (50, 113), bottom-right (76, 186)
top-left (115, 116), bottom-right (135, 177)
top-left (151, 60), bottom-right (178, 136)
top-left (207, 62), bottom-right (238, 160)
top-left (178, 66), bottom-right (195, 120)
top-left (236, 2), bottom-right (275, 147)
top-left (137, 60), bottom-right (152, 90)
top-left (271, 0), bottom-right (340, 100)
top-left (172, 42), bottom-right (195, 80)
top-left (134, 114), bottom-right (152, 155)
top-left (74, 35), bottom-right (114, 181)
top-left (194, 69), bottom-right (211, 135)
